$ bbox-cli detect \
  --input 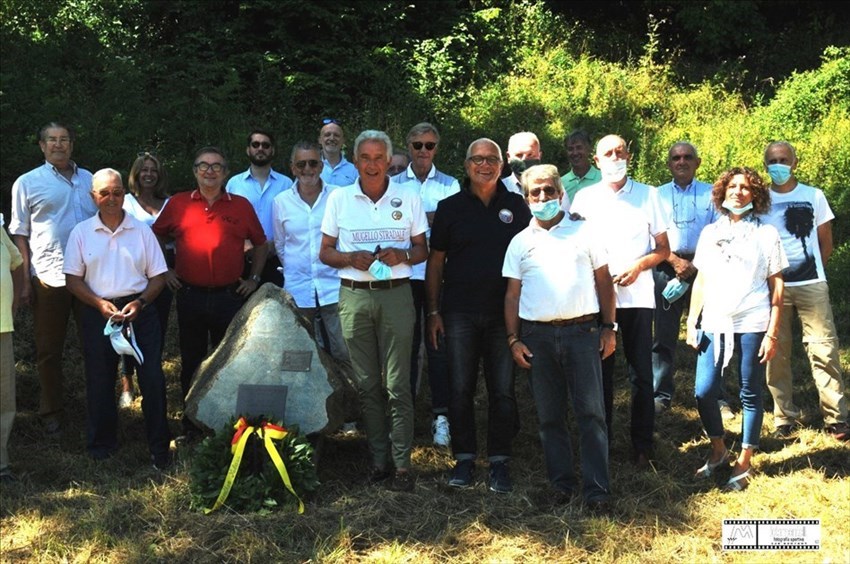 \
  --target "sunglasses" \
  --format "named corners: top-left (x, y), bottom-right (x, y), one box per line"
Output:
top-left (250, 141), bottom-right (272, 149)
top-left (294, 159), bottom-right (320, 169)
top-left (411, 141), bottom-right (437, 151)
top-left (528, 186), bottom-right (559, 198)
top-left (322, 118), bottom-right (340, 125)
